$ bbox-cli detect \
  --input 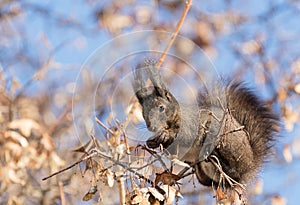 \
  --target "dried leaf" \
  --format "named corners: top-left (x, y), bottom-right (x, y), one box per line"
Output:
top-left (106, 170), bottom-right (114, 187)
top-left (283, 144), bottom-right (292, 163)
top-left (73, 137), bottom-right (105, 153)
top-left (277, 87), bottom-right (287, 103)
top-left (131, 193), bottom-right (143, 204)
top-left (271, 195), bottom-right (287, 205)
top-left (10, 77), bottom-right (21, 96)
top-left (108, 127), bottom-right (122, 147)
top-left (135, 6), bottom-right (151, 24)
top-left (73, 139), bottom-right (94, 153)
top-left (49, 152), bottom-right (65, 169)
top-left (155, 171), bottom-right (181, 186)
top-left (83, 158), bottom-right (96, 173)
top-left (82, 185), bottom-right (97, 201)
top-left (99, 12), bottom-right (132, 33)
top-left (171, 158), bottom-right (191, 168)
top-left (5, 130), bottom-right (28, 147)
top-left (241, 40), bottom-right (262, 55)
top-left (8, 169), bottom-right (25, 185)
top-left (294, 83), bottom-right (300, 94)
top-left (216, 188), bottom-right (227, 201)
top-left (41, 133), bottom-right (54, 152)
top-left (160, 185), bottom-right (183, 205)
top-left (130, 159), bottom-right (154, 178)
top-left (252, 179), bottom-right (263, 195)
top-left (147, 187), bottom-right (165, 202)
top-left (116, 144), bottom-right (126, 155)
top-left (130, 187), bottom-right (162, 205)
top-left (4, 141), bottom-right (22, 159)
top-left (7, 118), bottom-right (41, 138)
top-left (282, 106), bottom-right (299, 132)
top-left (131, 192), bottom-right (150, 205)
